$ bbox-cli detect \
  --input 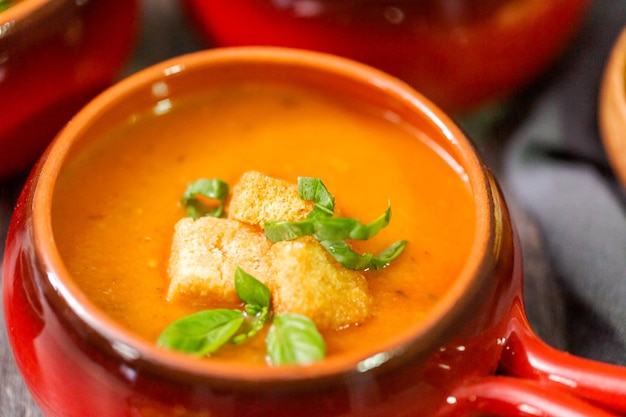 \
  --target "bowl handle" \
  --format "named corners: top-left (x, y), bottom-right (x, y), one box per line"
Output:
top-left (445, 375), bottom-right (619, 417)
top-left (497, 302), bottom-right (626, 415)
